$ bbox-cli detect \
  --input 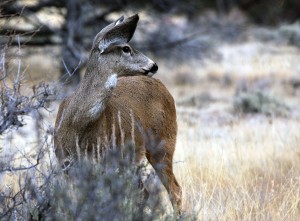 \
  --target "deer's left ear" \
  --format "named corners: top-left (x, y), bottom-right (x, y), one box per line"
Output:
top-left (98, 14), bottom-right (139, 54)
top-left (114, 15), bottom-right (124, 26)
